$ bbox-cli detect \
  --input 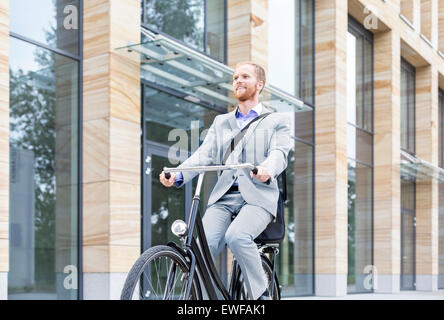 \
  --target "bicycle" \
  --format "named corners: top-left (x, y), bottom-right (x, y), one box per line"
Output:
top-left (120, 163), bottom-right (281, 300)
